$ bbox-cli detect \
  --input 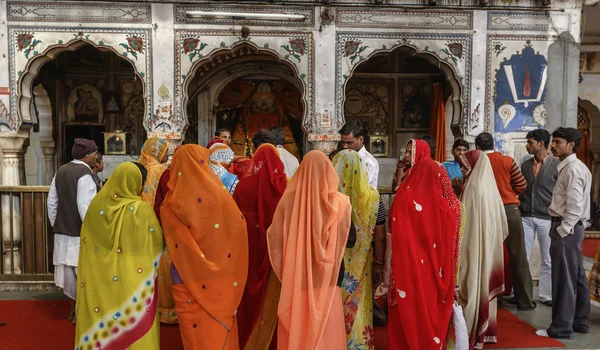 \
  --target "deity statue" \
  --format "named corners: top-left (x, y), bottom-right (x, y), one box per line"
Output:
top-left (230, 82), bottom-right (300, 158)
